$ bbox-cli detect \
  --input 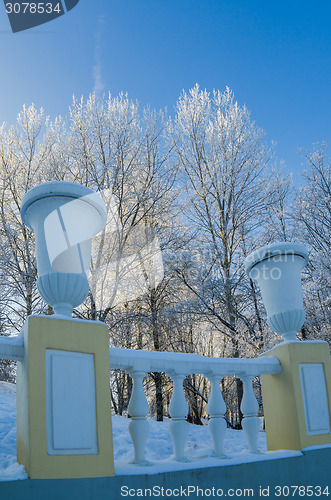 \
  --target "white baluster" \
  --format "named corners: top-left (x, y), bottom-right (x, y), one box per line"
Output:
top-left (168, 373), bottom-right (189, 462)
top-left (206, 375), bottom-right (227, 458)
top-left (240, 375), bottom-right (260, 454)
top-left (127, 370), bottom-right (150, 465)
